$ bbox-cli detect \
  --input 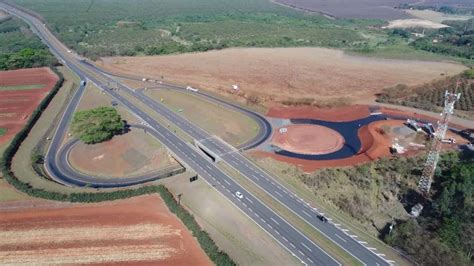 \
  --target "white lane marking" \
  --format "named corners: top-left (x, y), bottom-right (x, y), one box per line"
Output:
top-left (224, 179), bottom-right (231, 185)
top-left (245, 197), bottom-right (253, 204)
top-left (358, 241), bottom-right (368, 244)
top-left (334, 234), bottom-right (347, 243)
top-left (275, 191), bottom-right (283, 197)
top-left (302, 210), bottom-right (312, 217)
top-left (290, 243), bottom-right (296, 248)
top-left (270, 217), bottom-right (280, 225)
top-left (282, 236), bottom-right (288, 242)
top-left (301, 243), bottom-right (312, 252)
